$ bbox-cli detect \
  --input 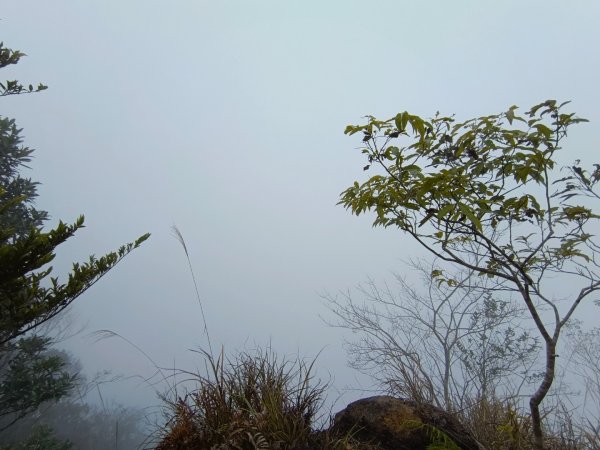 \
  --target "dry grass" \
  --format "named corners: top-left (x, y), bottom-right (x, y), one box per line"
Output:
top-left (455, 395), bottom-right (600, 450)
top-left (154, 348), bottom-right (362, 450)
